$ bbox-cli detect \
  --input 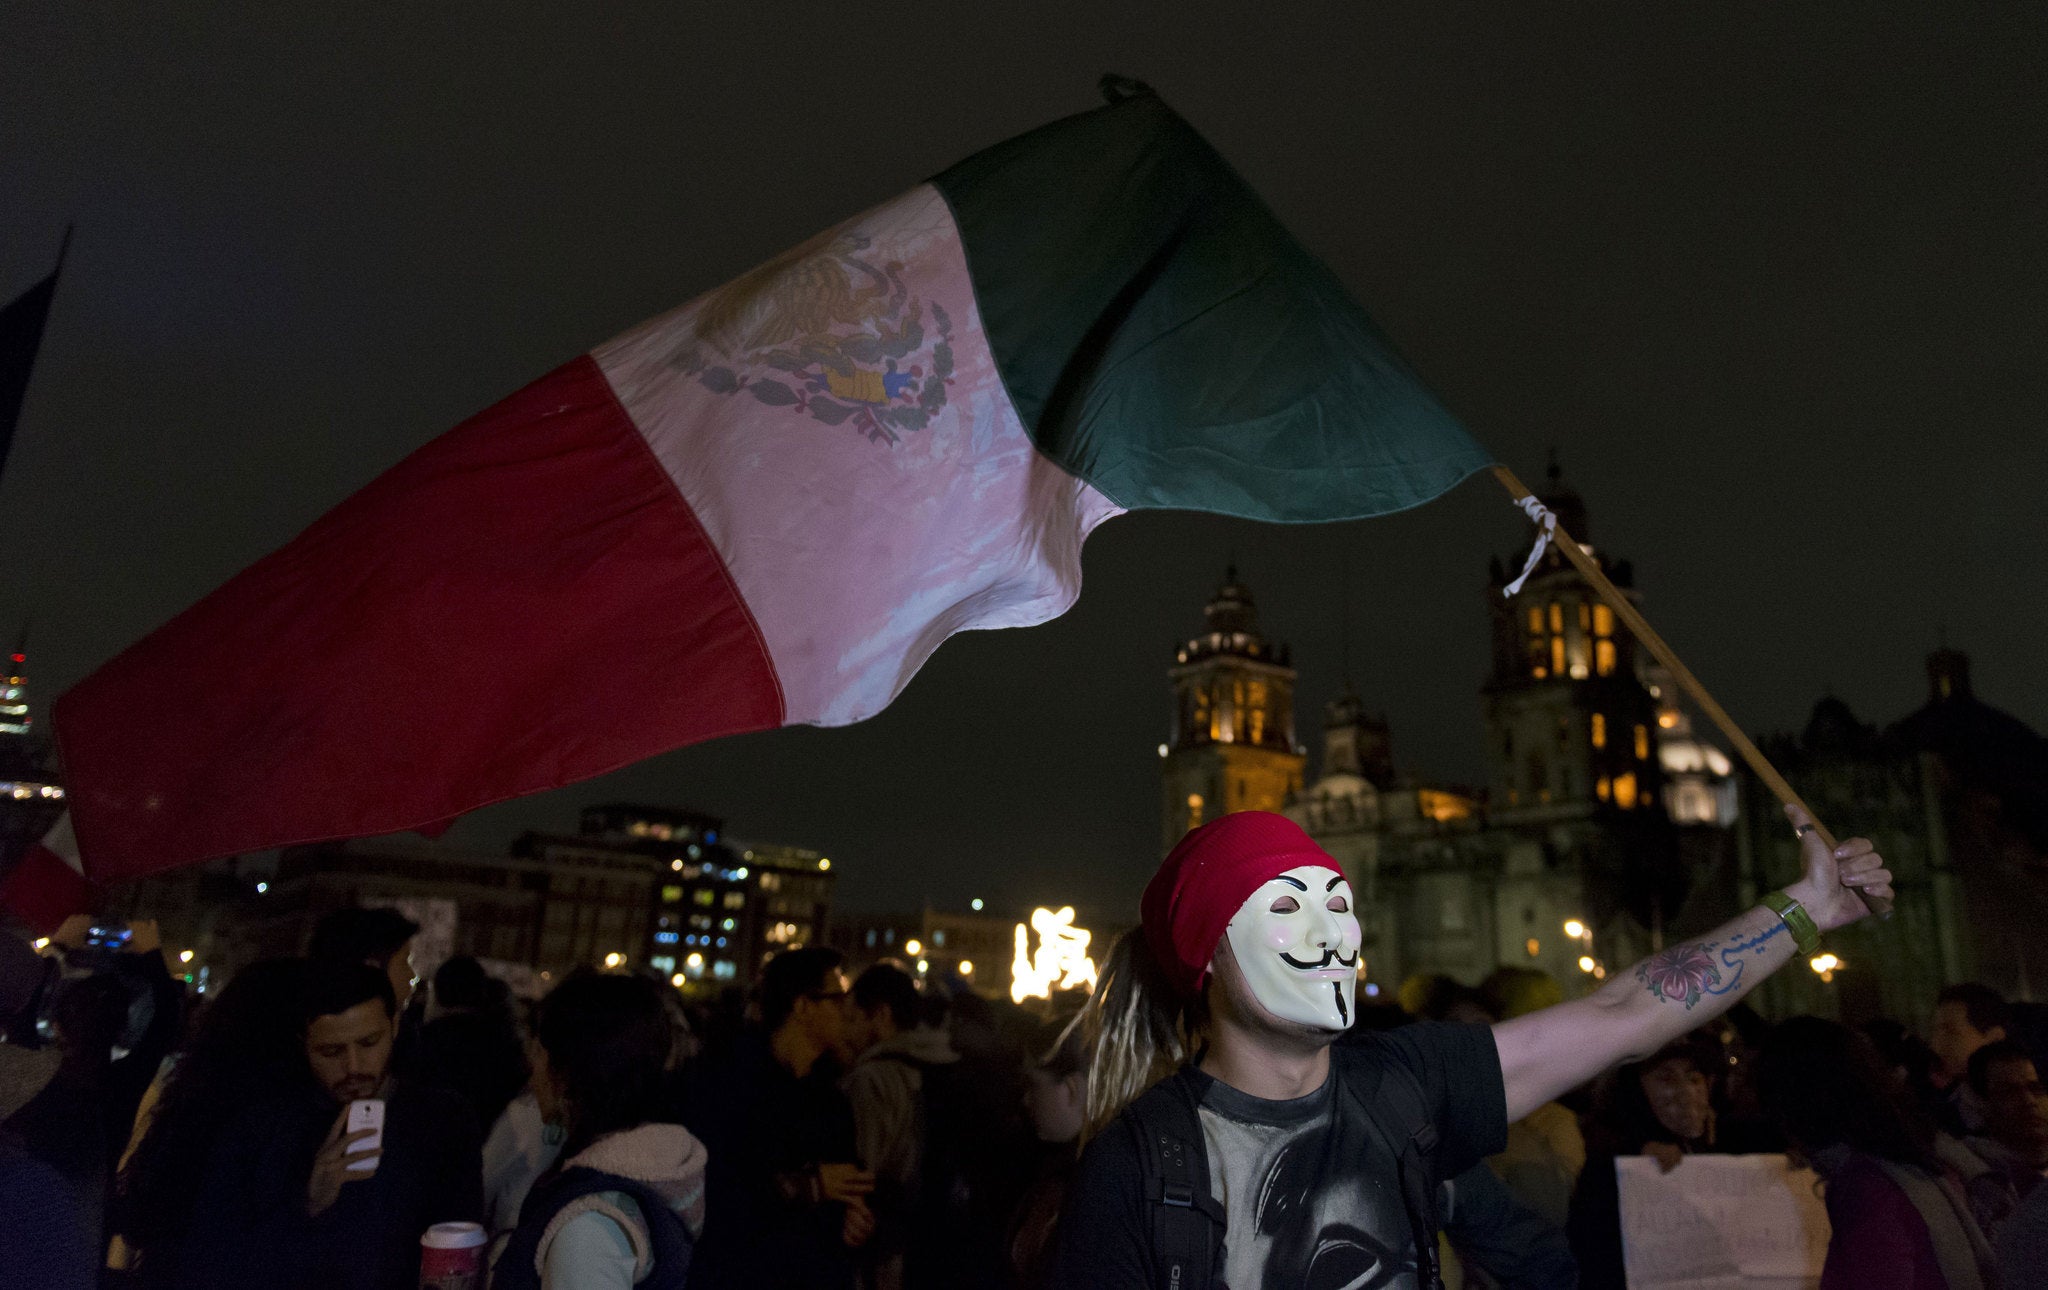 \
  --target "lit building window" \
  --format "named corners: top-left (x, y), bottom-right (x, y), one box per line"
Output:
top-left (1550, 636), bottom-right (1566, 676)
top-left (661, 885), bottom-right (683, 903)
top-left (1635, 725), bottom-right (1650, 760)
top-left (1596, 776), bottom-right (1612, 802)
top-left (692, 890), bottom-right (714, 906)
top-left (1548, 603), bottom-right (1564, 633)
top-left (1578, 602), bottom-right (1591, 631)
top-left (1526, 938), bottom-right (1541, 957)
top-left (1613, 772), bottom-right (1639, 809)
top-left (1590, 713), bottom-right (1607, 748)
top-left (1593, 604), bottom-right (1614, 637)
top-left (1595, 639), bottom-right (1617, 677)
top-left (1526, 606), bottom-right (1543, 635)
top-left (1186, 793), bottom-right (1204, 835)
top-left (723, 891), bottom-right (745, 909)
